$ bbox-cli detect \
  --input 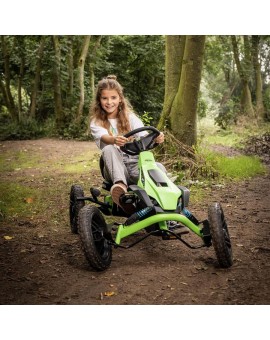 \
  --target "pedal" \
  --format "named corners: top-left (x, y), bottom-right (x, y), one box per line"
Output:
top-left (120, 193), bottom-right (136, 204)
top-left (167, 221), bottom-right (190, 235)
top-left (174, 228), bottom-right (190, 235)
